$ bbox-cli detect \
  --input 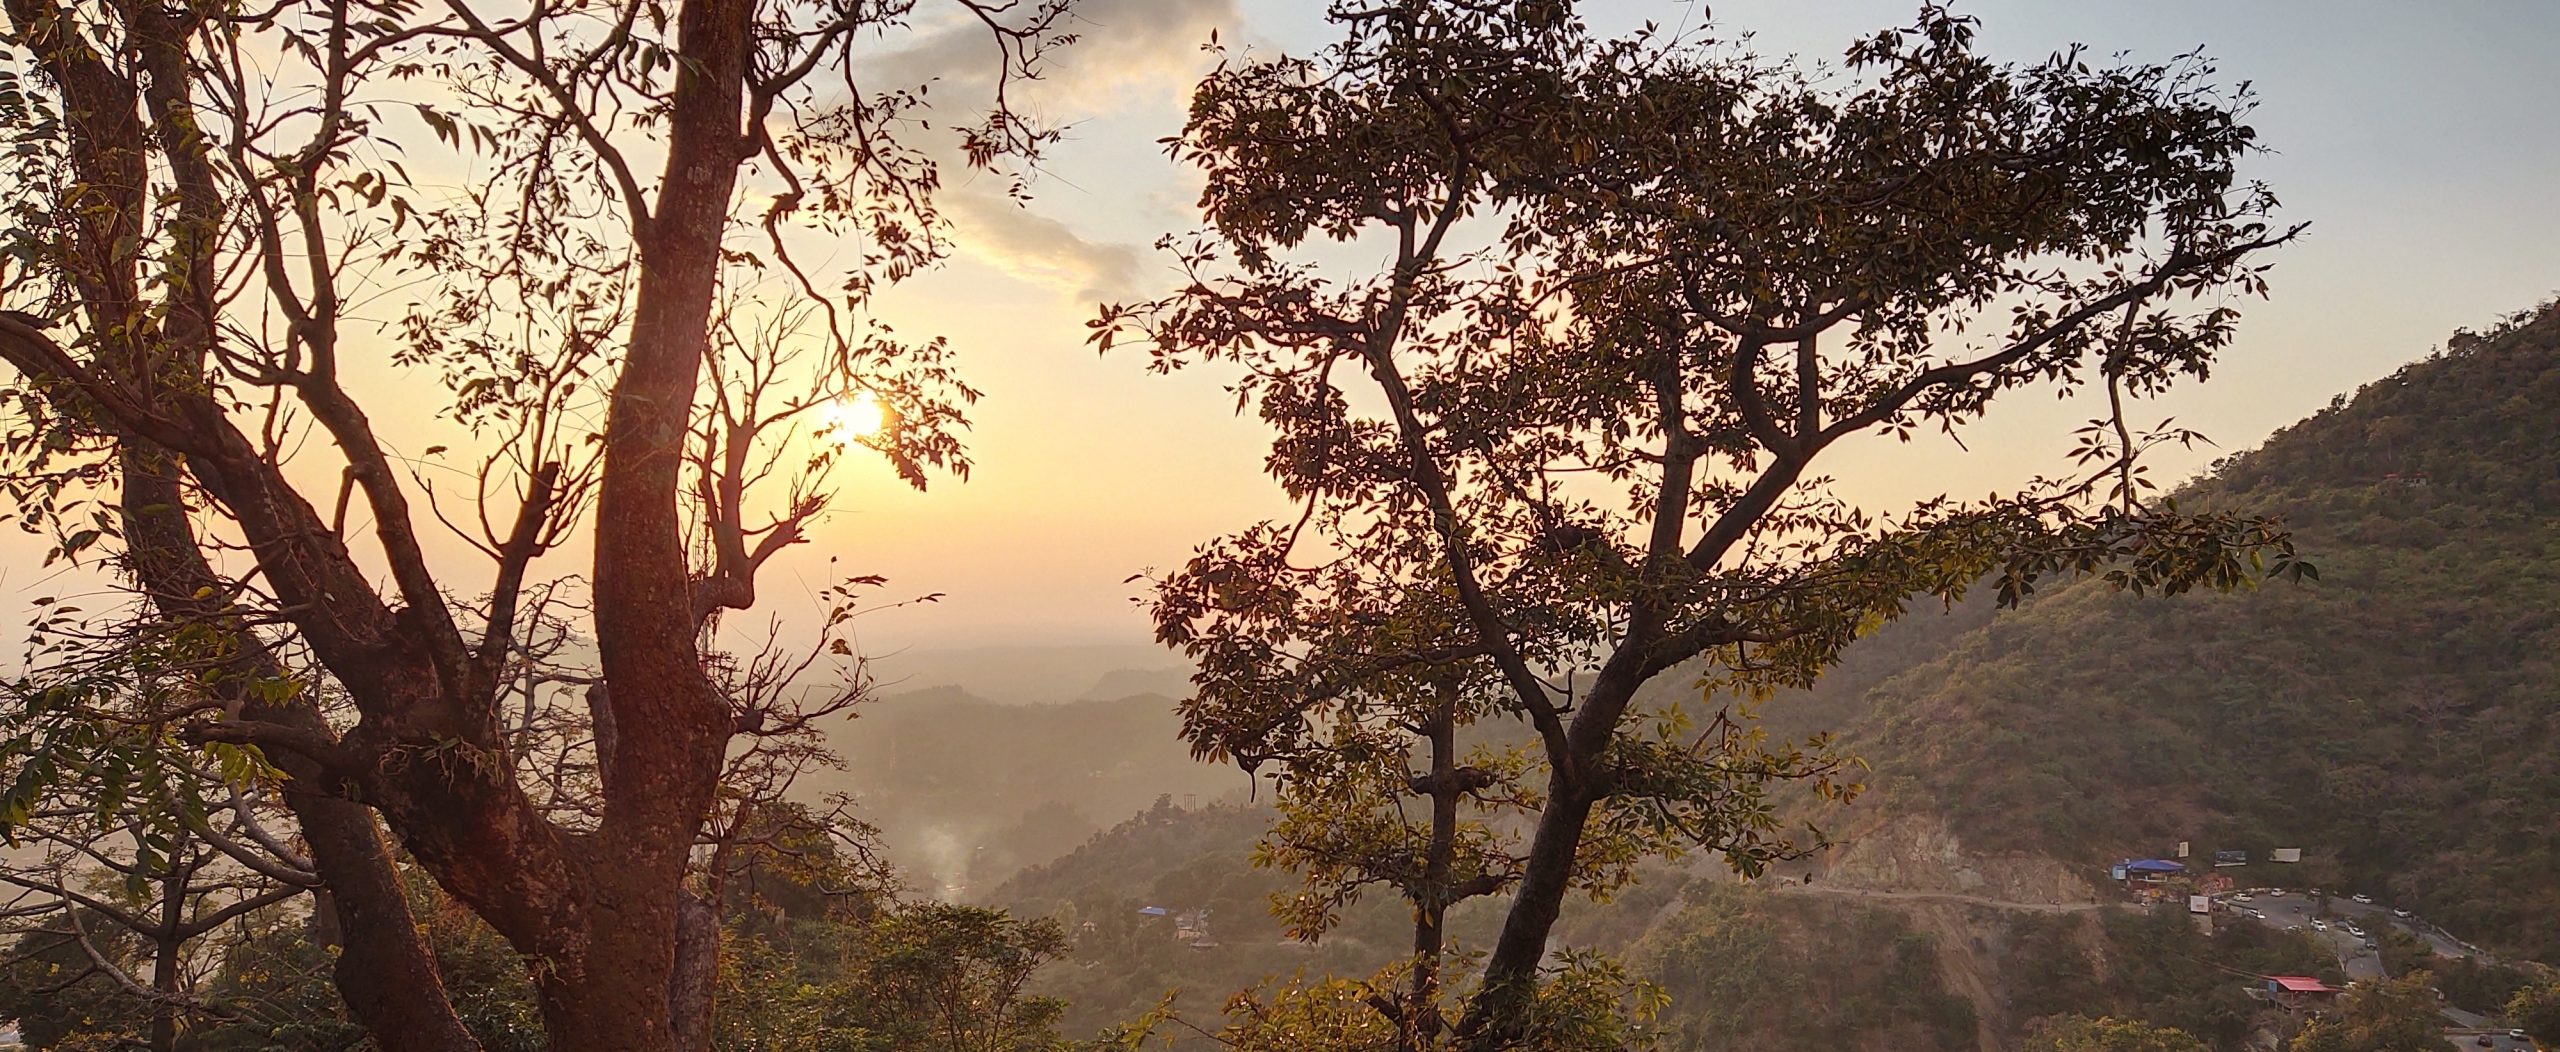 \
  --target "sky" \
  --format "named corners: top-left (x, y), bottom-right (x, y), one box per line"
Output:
top-left (6, 0), bottom-right (2559, 664)
top-left (795, 0), bottom-right (2560, 654)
